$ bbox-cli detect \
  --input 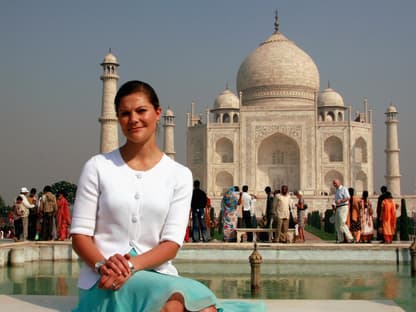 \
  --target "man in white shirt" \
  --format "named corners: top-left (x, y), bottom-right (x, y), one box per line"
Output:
top-left (241, 185), bottom-right (253, 242)
top-left (18, 187), bottom-right (35, 240)
top-left (332, 179), bottom-right (354, 243)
